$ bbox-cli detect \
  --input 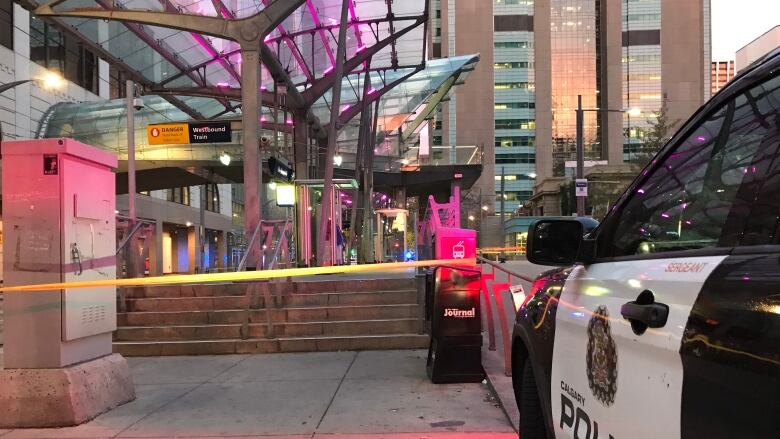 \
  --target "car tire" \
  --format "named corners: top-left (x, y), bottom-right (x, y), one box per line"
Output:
top-left (519, 359), bottom-right (547, 439)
